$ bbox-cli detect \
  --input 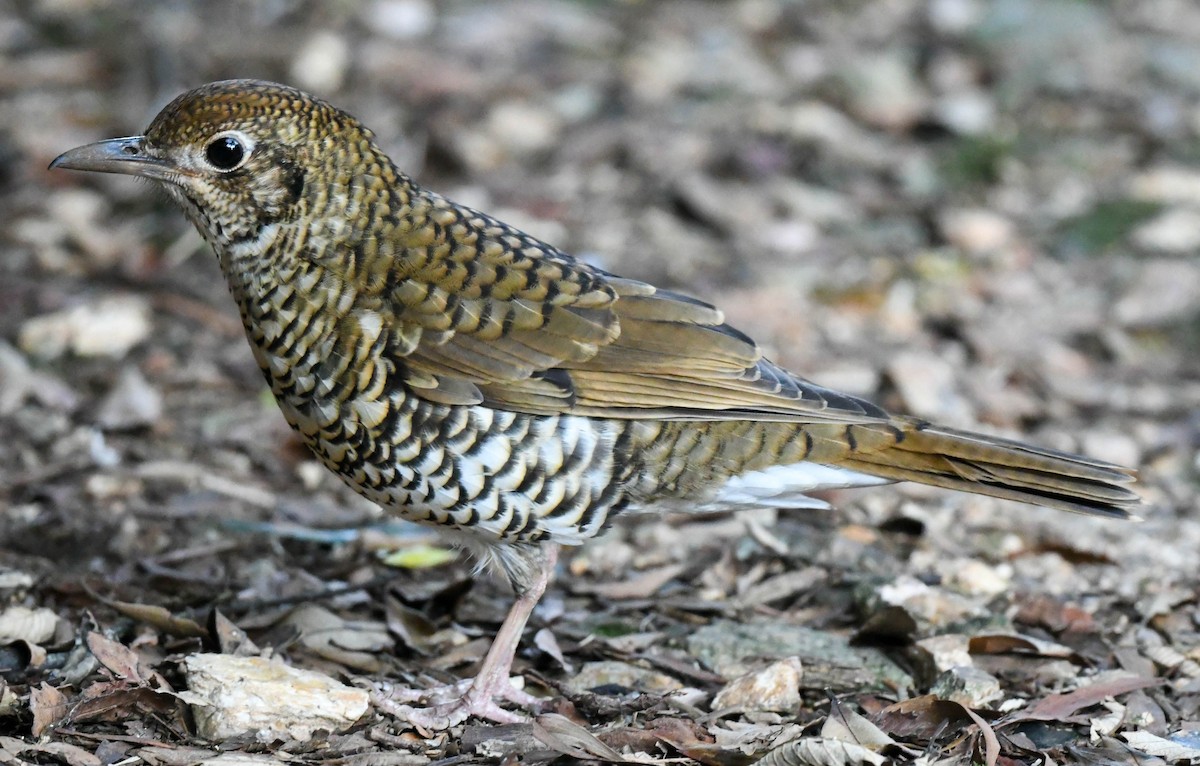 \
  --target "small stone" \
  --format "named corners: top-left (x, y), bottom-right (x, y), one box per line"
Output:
top-left (296, 461), bottom-right (328, 491)
top-left (933, 90), bottom-right (995, 135)
top-left (1132, 208), bottom-right (1200, 253)
top-left (1130, 166), bottom-right (1200, 206)
top-left (886, 350), bottom-right (975, 425)
top-left (712, 658), bottom-right (803, 713)
top-left (930, 666), bottom-right (1003, 708)
top-left (840, 51), bottom-right (929, 131)
top-left (0, 570), bottom-right (35, 593)
top-left (928, 0), bottom-right (984, 33)
top-left (687, 620), bottom-right (912, 692)
top-left (939, 558), bottom-right (1011, 598)
top-left (876, 575), bottom-right (982, 628)
top-left (759, 220), bottom-right (819, 256)
top-left (367, 0), bottom-right (434, 39)
top-left (777, 102), bottom-right (892, 168)
top-left (1114, 259), bottom-right (1200, 327)
top-left (96, 367), bottom-right (163, 430)
top-left (939, 208), bottom-right (1014, 254)
top-left (565, 660), bottom-right (682, 695)
top-left (1081, 431), bottom-right (1142, 469)
top-left (0, 342), bottom-right (32, 416)
top-left (770, 180), bottom-right (861, 225)
top-left (19, 296), bottom-right (152, 360)
top-left (291, 31), bottom-right (350, 93)
top-left (180, 654), bottom-right (369, 742)
top-left (912, 634), bottom-right (974, 676)
top-left (487, 101), bottom-right (563, 157)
